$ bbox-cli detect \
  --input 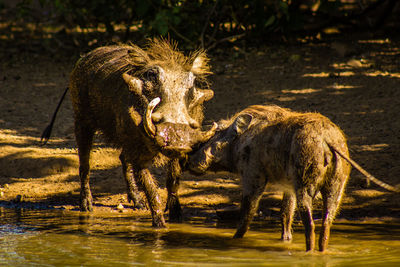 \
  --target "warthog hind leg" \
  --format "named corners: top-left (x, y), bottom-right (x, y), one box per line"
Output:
top-left (297, 189), bottom-right (316, 251)
top-left (280, 192), bottom-right (296, 241)
top-left (319, 176), bottom-right (347, 252)
top-left (75, 123), bottom-right (95, 212)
